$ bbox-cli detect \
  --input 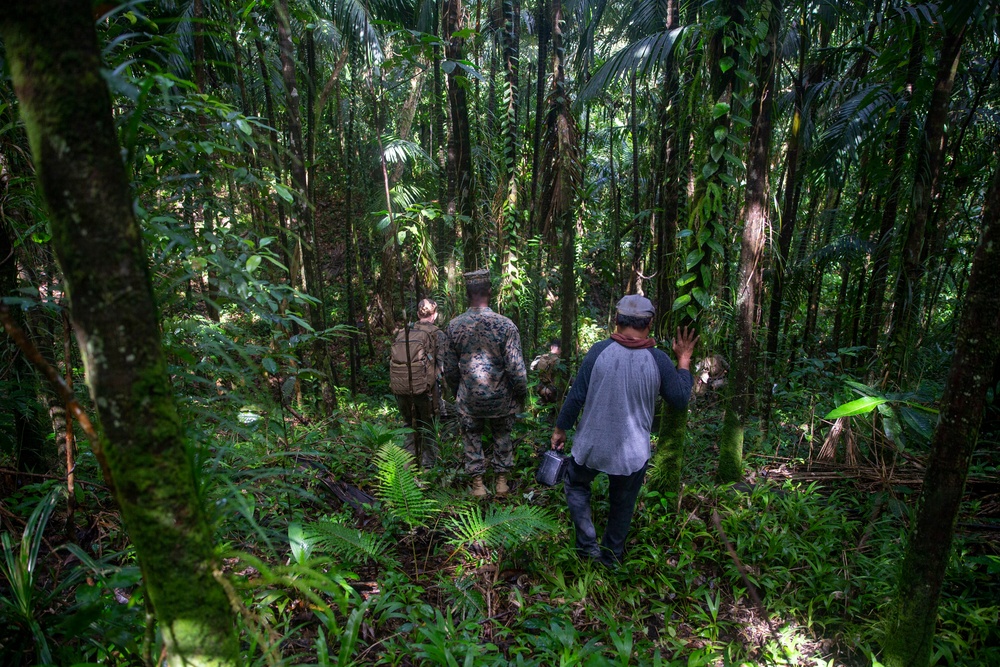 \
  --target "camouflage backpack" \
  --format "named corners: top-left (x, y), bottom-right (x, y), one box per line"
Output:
top-left (389, 324), bottom-right (437, 395)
